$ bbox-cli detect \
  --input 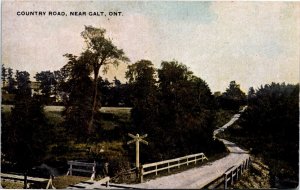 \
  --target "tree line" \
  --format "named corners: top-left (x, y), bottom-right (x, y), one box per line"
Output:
top-left (0, 26), bottom-right (251, 177)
